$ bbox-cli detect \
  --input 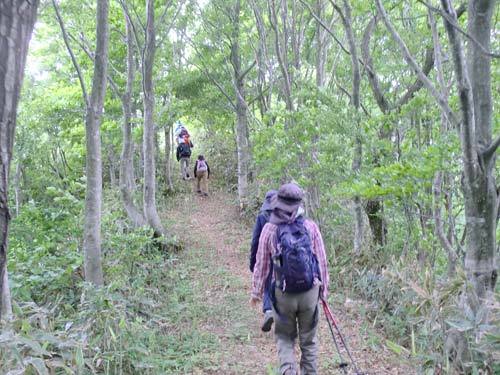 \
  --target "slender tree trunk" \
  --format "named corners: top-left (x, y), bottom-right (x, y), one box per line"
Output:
top-left (375, 0), bottom-right (498, 368)
top-left (429, 8), bottom-right (457, 278)
top-left (250, 0), bottom-right (270, 119)
top-left (164, 124), bottom-right (173, 191)
top-left (333, 0), bottom-right (364, 254)
top-left (83, 0), bottom-right (109, 286)
top-left (119, 12), bottom-right (145, 227)
top-left (438, 0), bottom-right (498, 368)
top-left (305, 0), bottom-right (326, 221)
top-left (268, 0), bottom-right (294, 113)
top-left (0, 0), bottom-right (39, 320)
top-left (14, 162), bottom-right (22, 217)
top-left (143, 0), bottom-right (166, 237)
top-left (108, 145), bottom-right (117, 187)
top-left (231, 0), bottom-right (250, 209)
